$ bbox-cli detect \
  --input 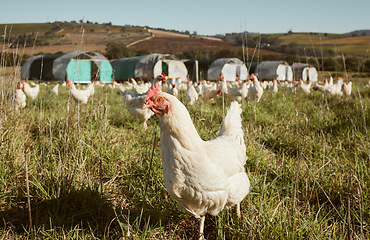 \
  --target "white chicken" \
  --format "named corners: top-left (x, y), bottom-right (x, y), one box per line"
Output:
top-left (227, 81), bottom-right (249, 102)
top-left (195, 81), bottom-right (203, 97)
top-left (131, 78), bottom-right (151, 94)
top-left (313, 79), bottom-right (343, 96)
top-left (186, 81), bottom-right (199, 105)
top-left (296, 79), bottom-right (312, 94)
top-left (49, 84), bottom-right (59, 95)
top-left (219, 78), bottom-right (228, 97)
top-left (261, 81), bottom-right (269, 90)
top-left (268, 79), bottom-right (278, 95)
top-left (119, 73), bottom-right (166, 129)
top-left (365, 81), bottom-right (370, 88)
top-left (167, 83), bottom-right (179, 98)
top-left (12, 82), bottom-right (27, 111)
top-left (201, 83), bottom-right (221, 101)
top-left (121, 90), bottom-right (154, 129)
top-left (342, 82), bottom-right (352, 97)
top-left (285, 82), bottom-right (296, 92)
top-left (67, 80), bottom-right (94, 104)
top-left (247, 74), bottom-right (263, 102)
top-left (142, 84), bottom-right (250, 239)
top-left (21, 81), bottom-right (39, 100)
